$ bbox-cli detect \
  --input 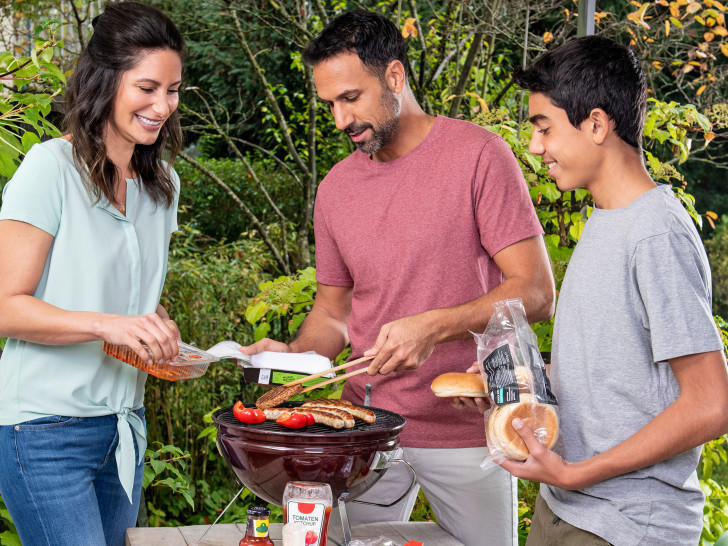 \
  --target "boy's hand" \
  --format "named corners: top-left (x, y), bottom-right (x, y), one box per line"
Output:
top-left (495, 418), bottom-right (582, 490)
top-left (451, 361), bottom-right (492, 413)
